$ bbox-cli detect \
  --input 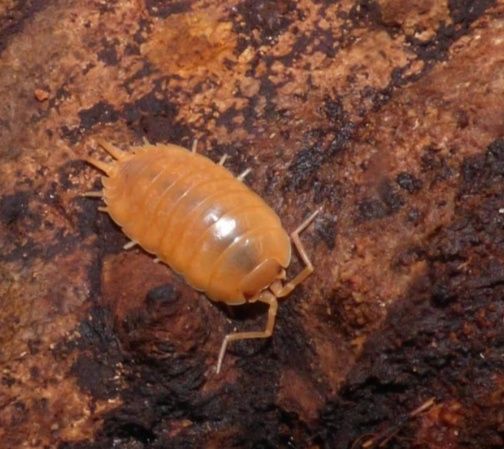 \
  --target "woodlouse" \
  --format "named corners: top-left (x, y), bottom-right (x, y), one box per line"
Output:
top-left (85, 139), bottom-right (320, 373)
